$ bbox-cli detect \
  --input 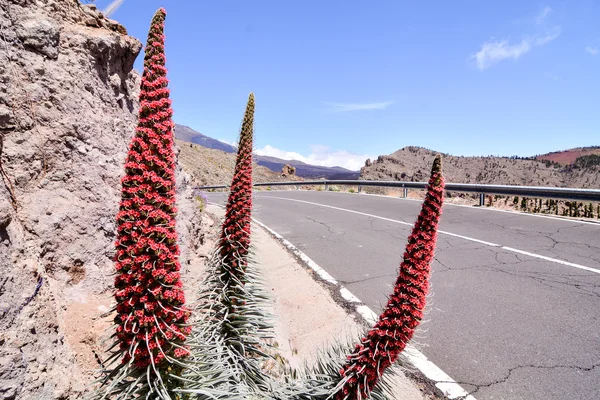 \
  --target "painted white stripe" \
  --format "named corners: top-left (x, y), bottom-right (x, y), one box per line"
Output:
top-left (340, 287), bottom-right (362, 303)
top-left (403, 345), bottom-right (477, 400)
top-left (439, 231), bottom-right (500, 247)
top-left (356, 305), bottom-right (379, 324)
top-left (501, 246), bottom-right (600, 274)
top-left (260, 196), bottom-right (600, 275)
